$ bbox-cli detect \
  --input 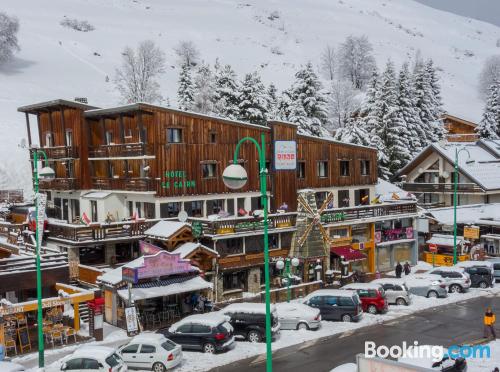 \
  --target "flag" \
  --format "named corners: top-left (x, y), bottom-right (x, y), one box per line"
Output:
top-left (371, 195), bottom-right (381, 204)
top-left (132, 210), bottom-right (138, 221)
top-left (81, 212), bottom-right (91, 226)
top-left (391, 192), bottom-right (400, 200)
